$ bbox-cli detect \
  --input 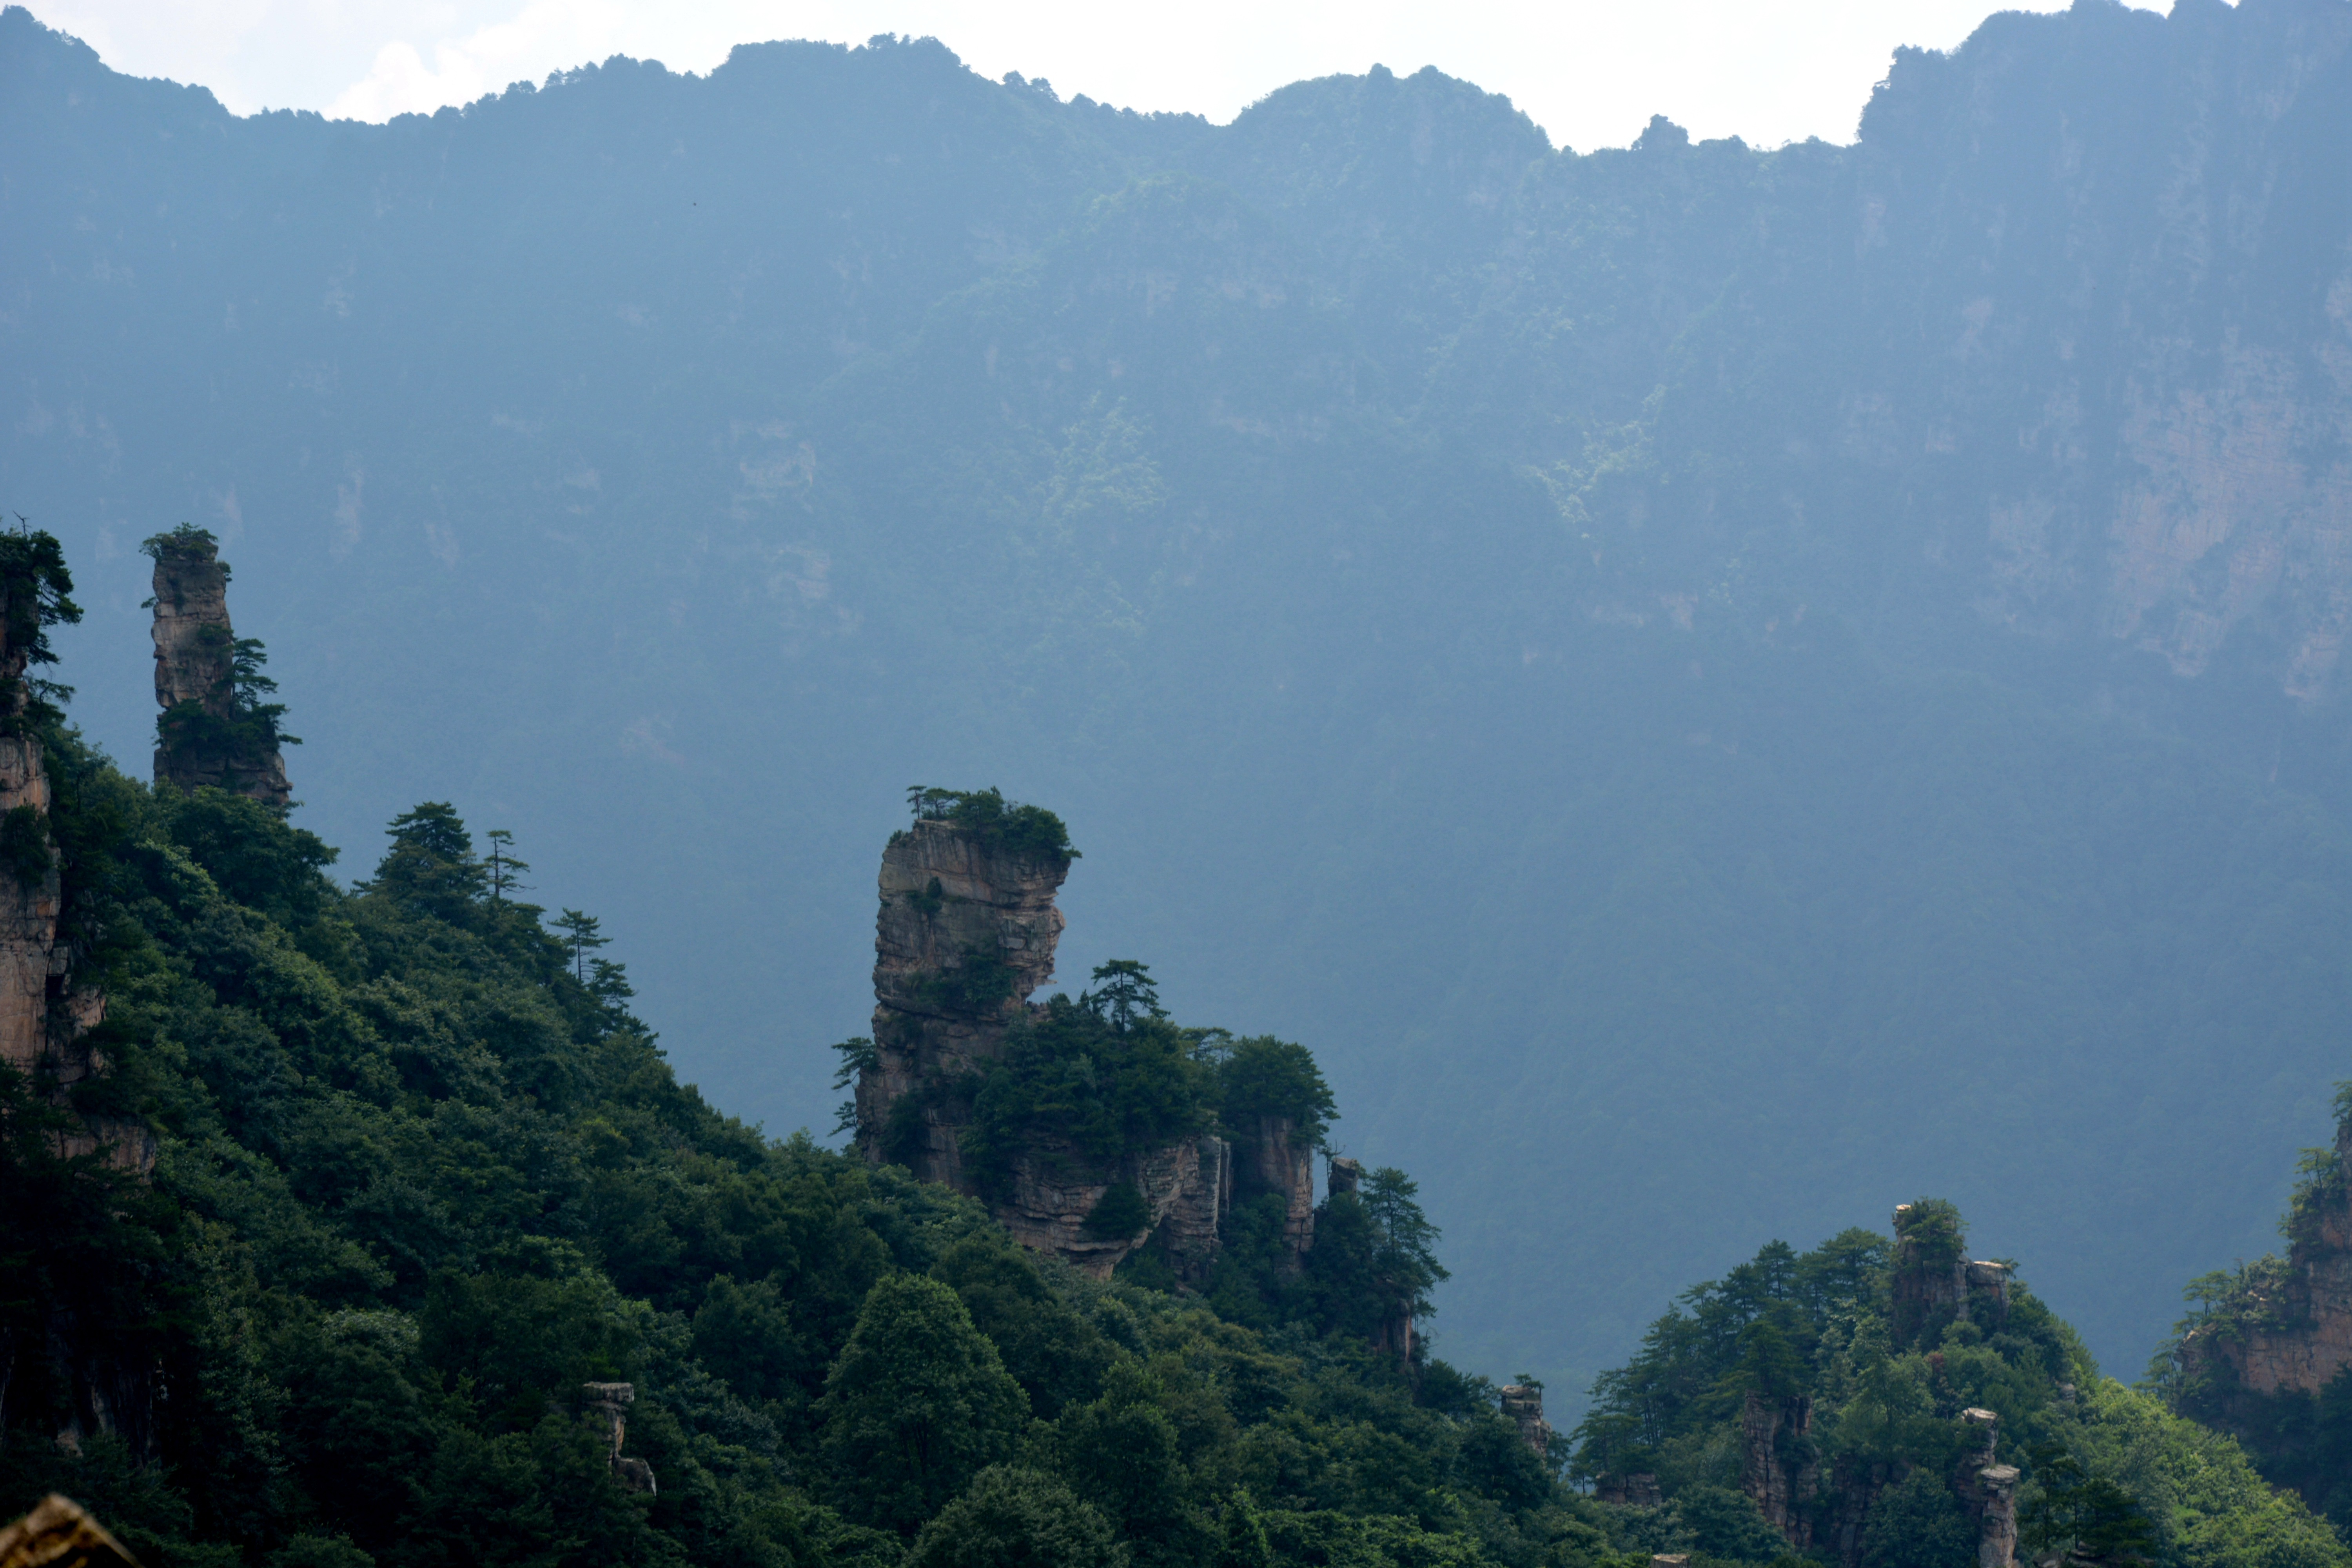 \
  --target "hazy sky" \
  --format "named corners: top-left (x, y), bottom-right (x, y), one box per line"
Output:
top-left (25, 0), bottom-right (2163, 151)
